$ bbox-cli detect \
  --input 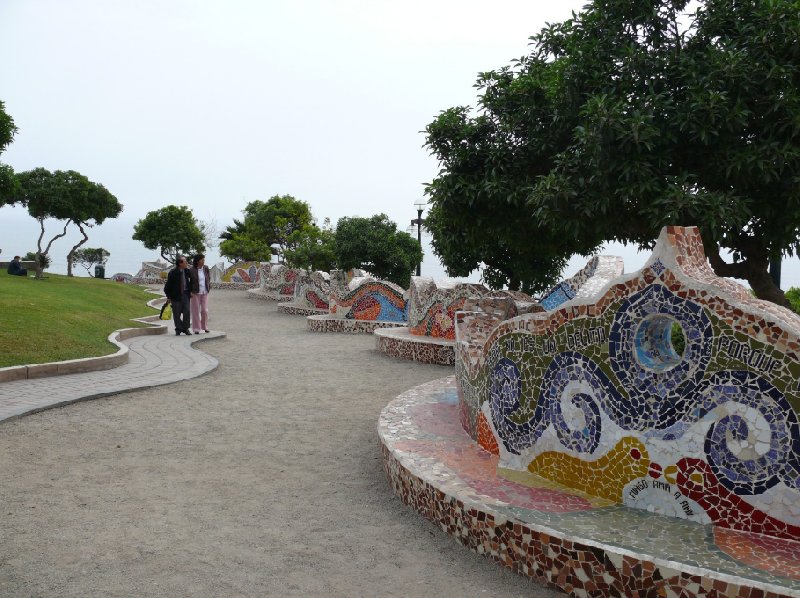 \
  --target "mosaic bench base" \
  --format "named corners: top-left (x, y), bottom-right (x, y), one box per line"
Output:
top-left (276, 304), bottom-right (329, 317)
top-left (246, 289), bottom-right (293, 302)
top-left (210, 281), bottom-right (258, 291)
top-left (374, 327), bottom-right (455, 366)
top-left (306, 315), bottom-right (406, 335)
top-left (379, 376), bottom-right (800, 598)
